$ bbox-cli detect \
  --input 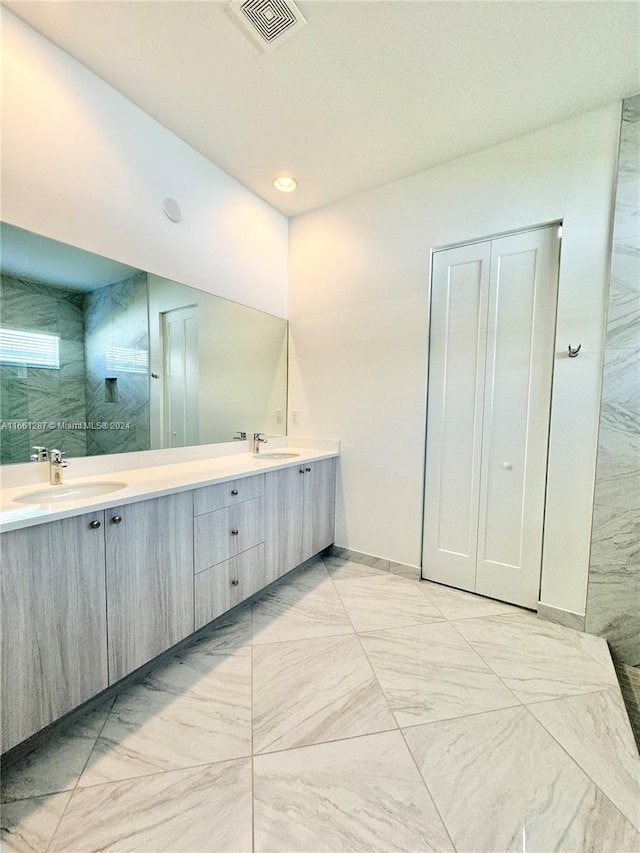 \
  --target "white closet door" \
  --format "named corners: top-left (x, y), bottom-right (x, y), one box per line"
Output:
top-left (475, 227), bottom-right (559, 607)
top-left (162, 305), bottom-right (199, 448)
top-left (422, 242), bottom-right (491, 592)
